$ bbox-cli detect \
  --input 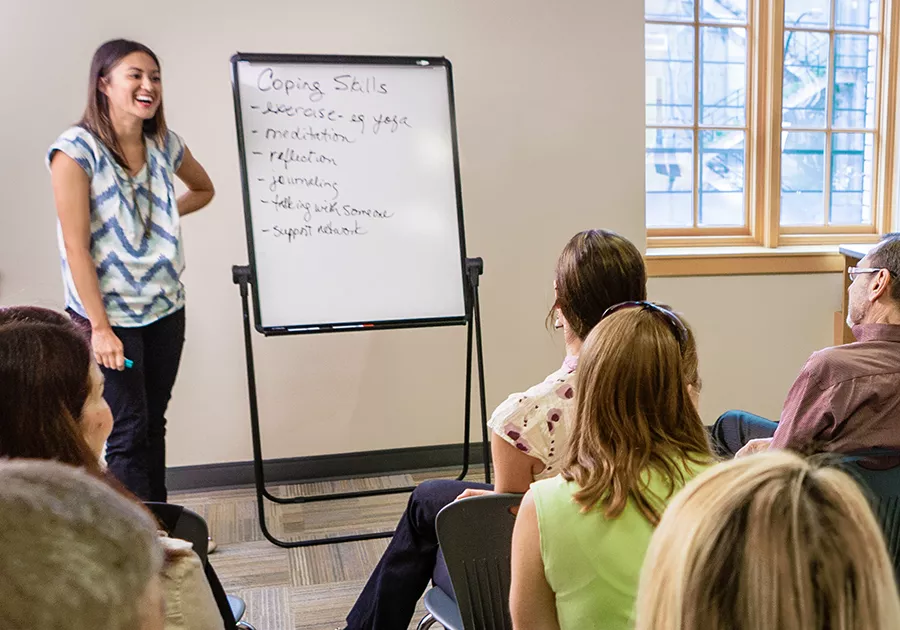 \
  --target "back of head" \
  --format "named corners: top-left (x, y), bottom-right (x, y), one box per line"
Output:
top-left (562, 304), bottom-right (711, 524)
top-left (552, 230), bottom-right (647, 340)
top-left (0, 459), bottom-right (163, 630)
top-left (0, 306), bottom-right (97, 469)
top-left (868, 233), bottom-right (900, 304)
top-left (636, 451), bottom-right (900, 630)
